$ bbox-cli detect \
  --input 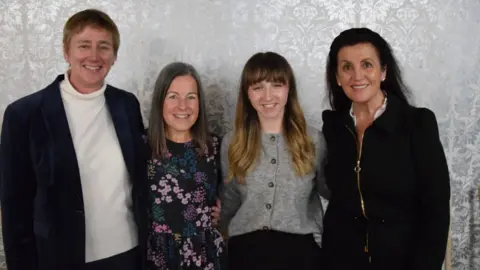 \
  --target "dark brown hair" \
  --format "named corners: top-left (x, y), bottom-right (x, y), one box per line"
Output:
top-left (326, 27), bottom-right (411, 111)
